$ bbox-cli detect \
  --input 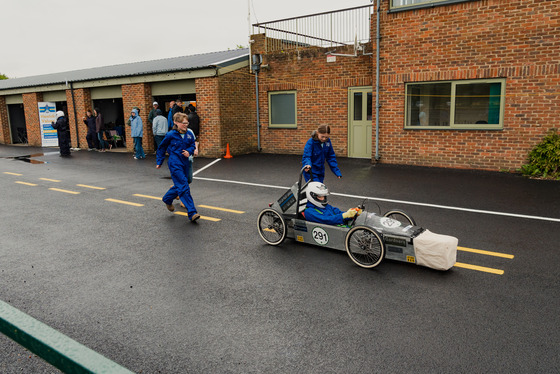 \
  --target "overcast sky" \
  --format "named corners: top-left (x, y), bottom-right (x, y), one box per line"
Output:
top-left (0, 0), bottom-right (370, 79)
